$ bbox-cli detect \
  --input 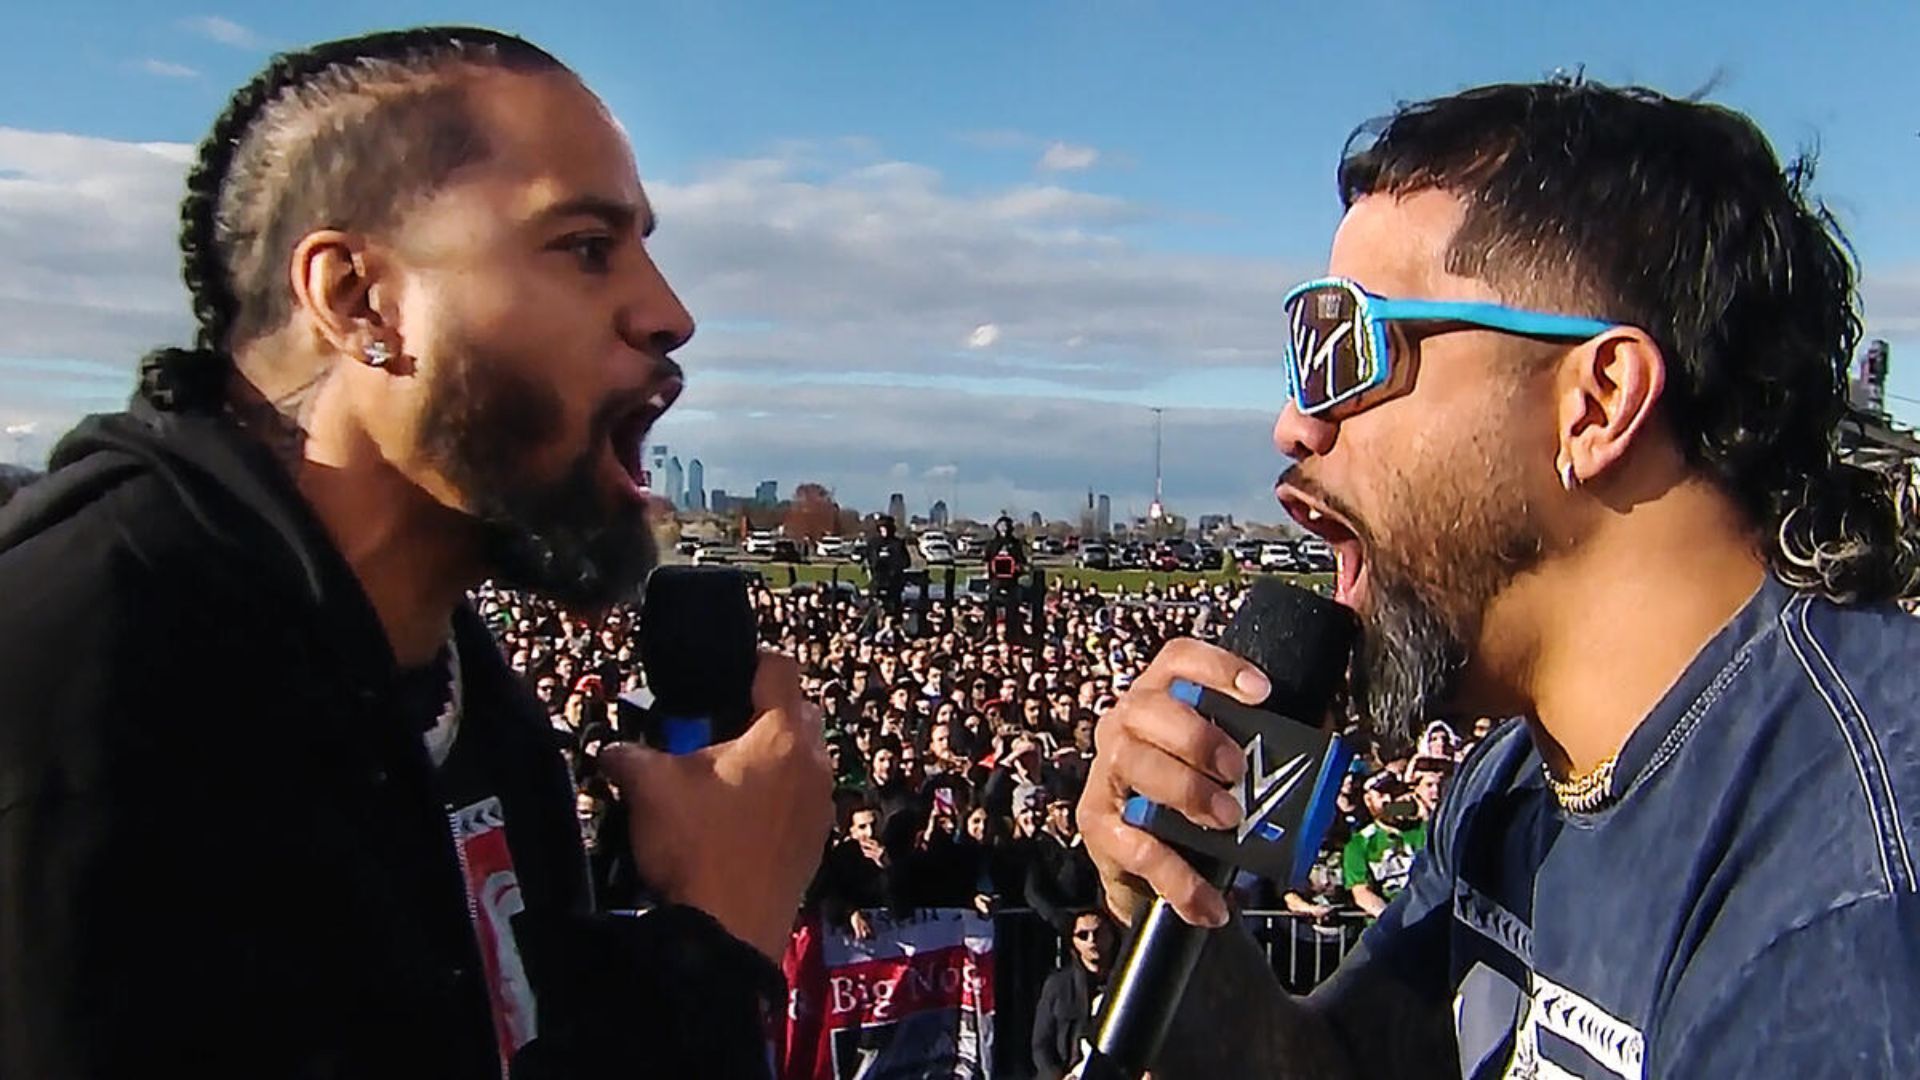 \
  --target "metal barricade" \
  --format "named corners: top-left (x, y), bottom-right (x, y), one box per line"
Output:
top-left (981, 906), bottom-right (1367, 1078)
top-left (1238, 908), bottom-right (1370, 993)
